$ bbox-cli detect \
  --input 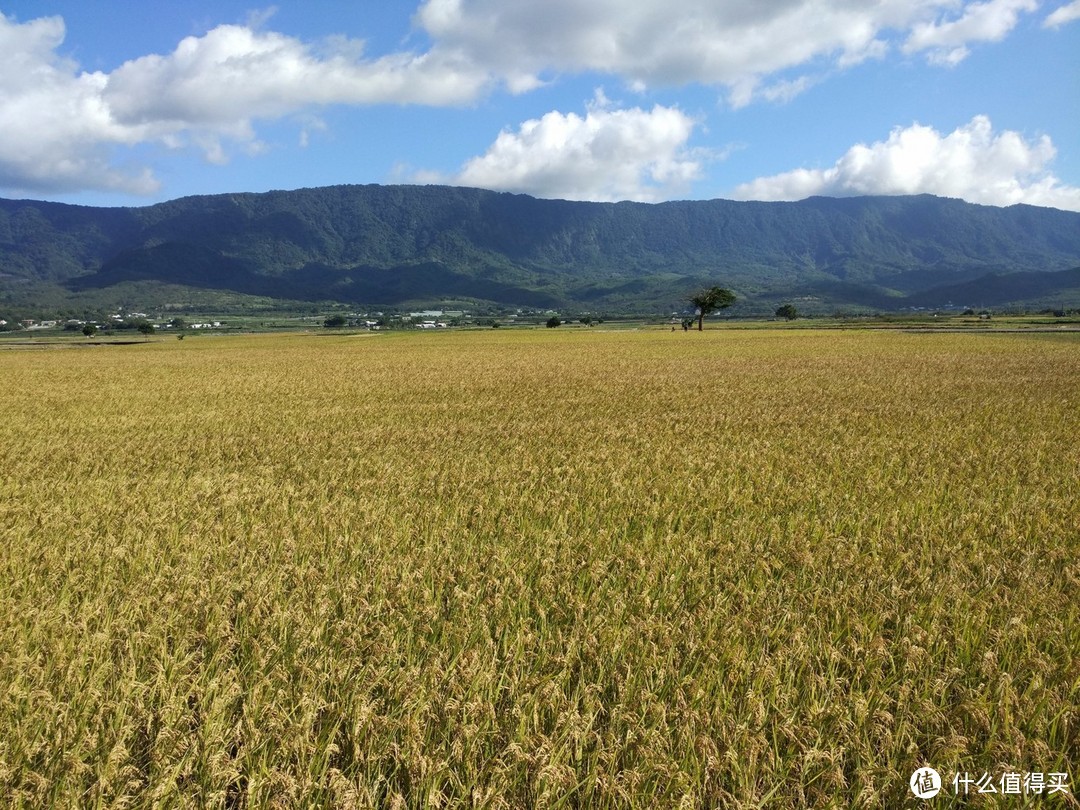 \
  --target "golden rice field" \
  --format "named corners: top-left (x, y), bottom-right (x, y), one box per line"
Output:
top-left (0, 327), bottom-right (1077, 808)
